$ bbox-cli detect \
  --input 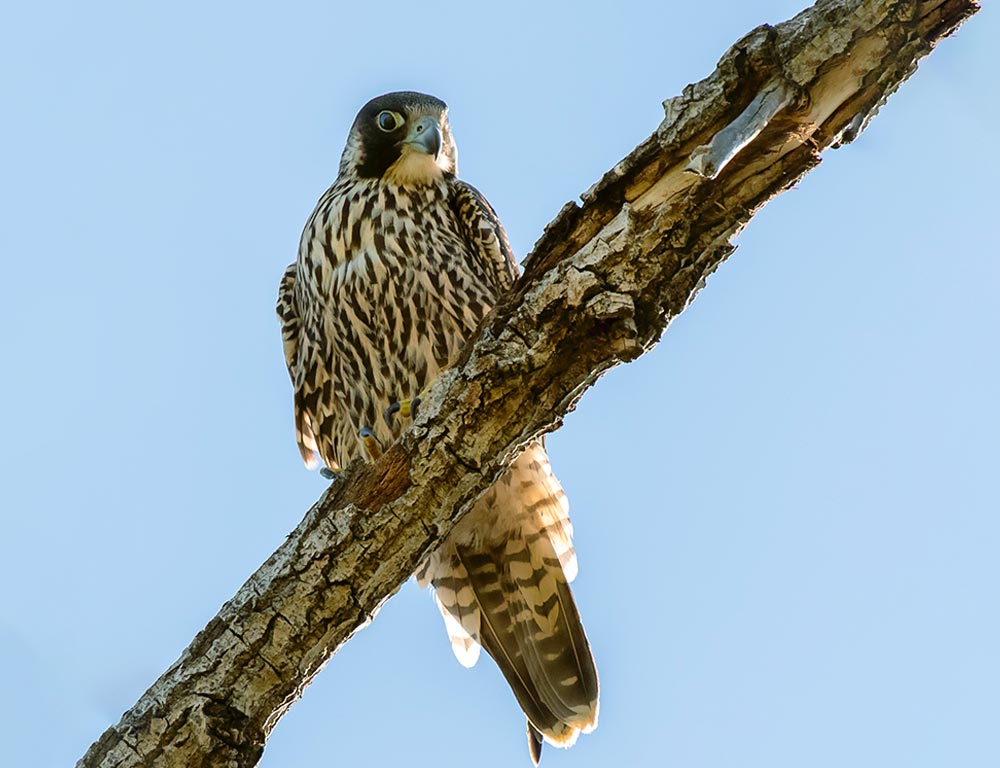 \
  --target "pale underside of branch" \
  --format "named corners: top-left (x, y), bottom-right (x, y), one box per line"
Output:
top-left (78, 0), bottom-right (980, 765)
